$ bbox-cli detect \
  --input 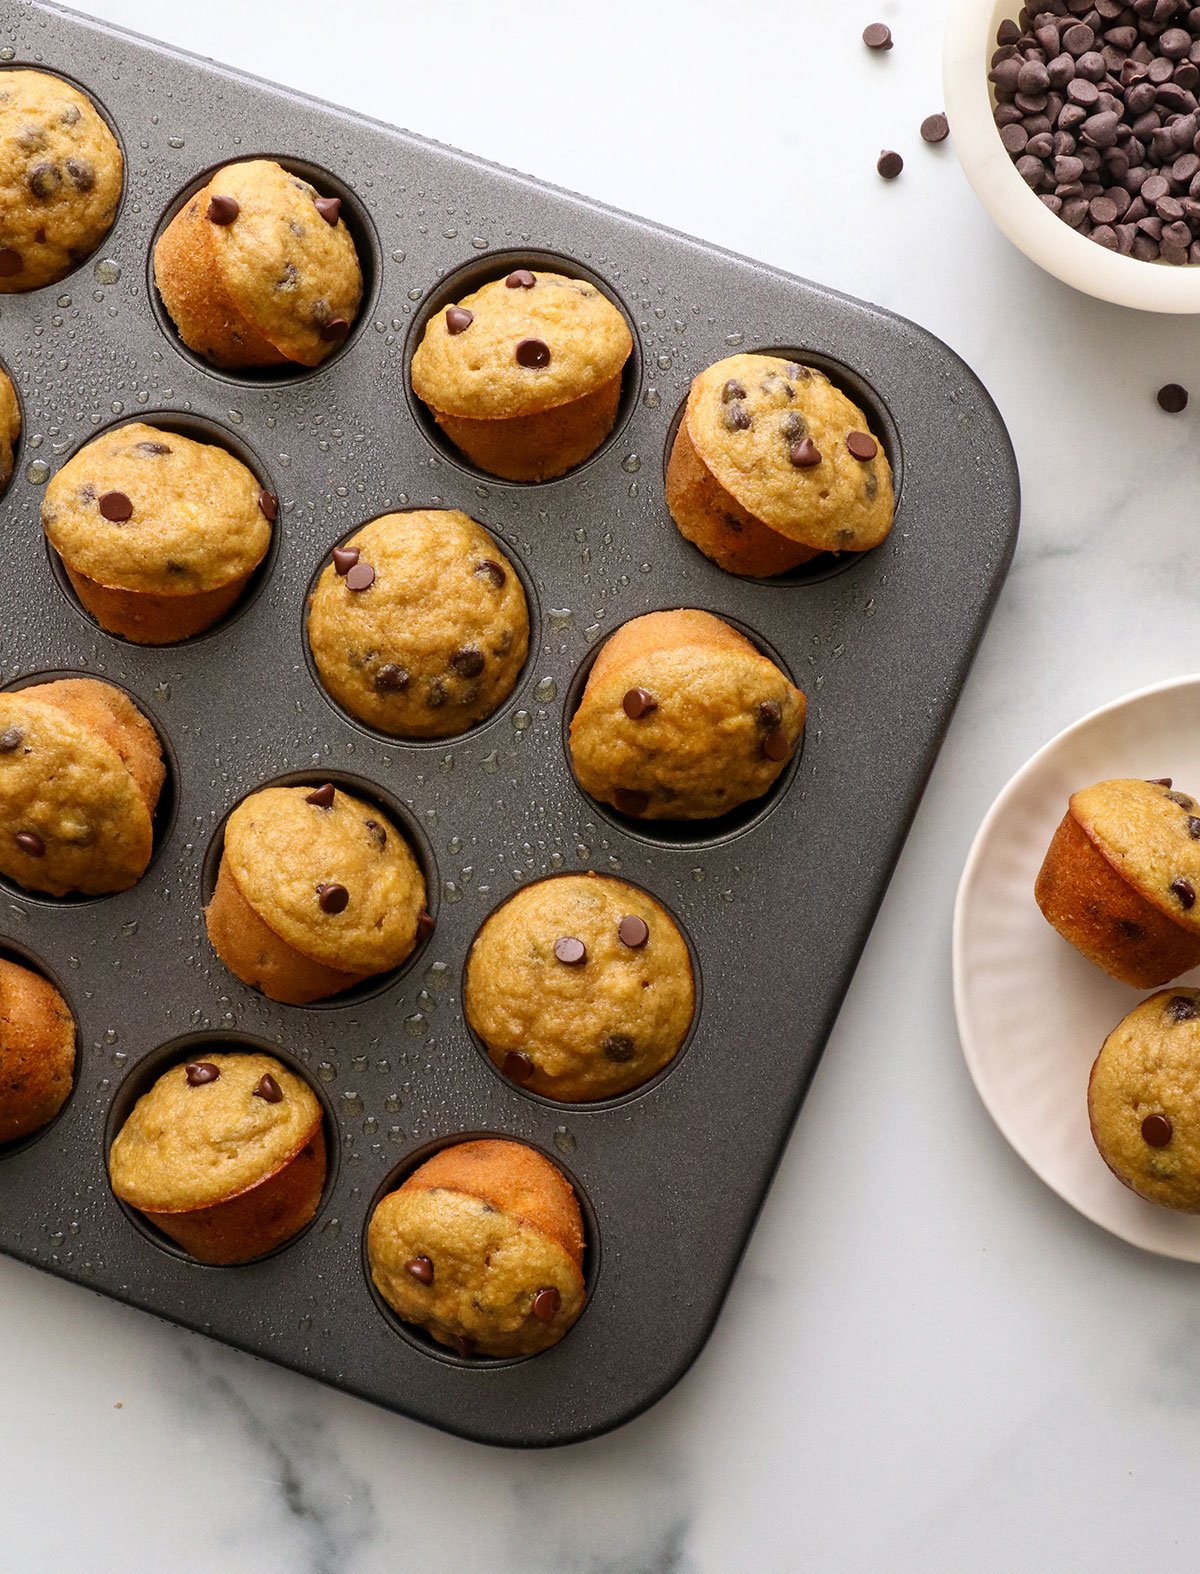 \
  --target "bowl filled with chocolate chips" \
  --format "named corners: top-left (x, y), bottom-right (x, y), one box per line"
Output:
top-left (946, 0), bottom-right (1200, 308)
